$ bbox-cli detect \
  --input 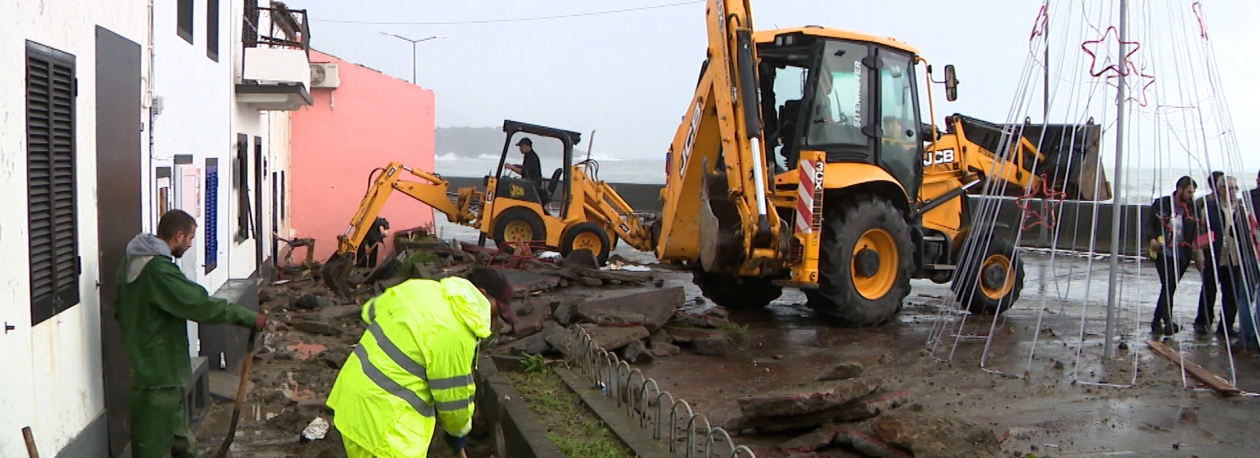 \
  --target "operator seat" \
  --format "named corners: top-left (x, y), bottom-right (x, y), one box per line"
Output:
top-left (542, 168), bottom-right (564, 216)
